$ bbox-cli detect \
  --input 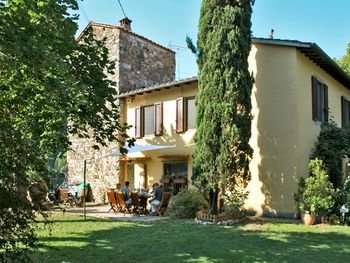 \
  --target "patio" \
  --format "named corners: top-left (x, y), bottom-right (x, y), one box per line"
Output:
top-left (58, 204), bottom-right (170, 222)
